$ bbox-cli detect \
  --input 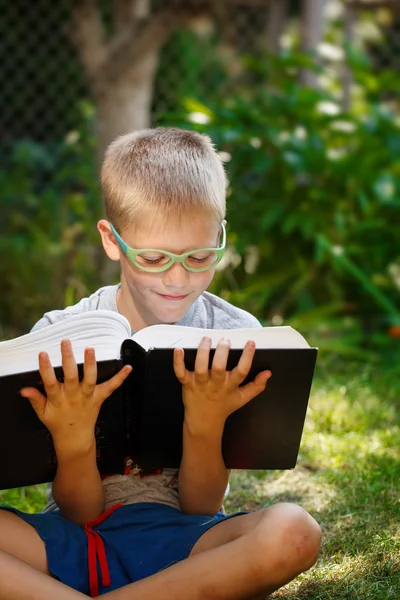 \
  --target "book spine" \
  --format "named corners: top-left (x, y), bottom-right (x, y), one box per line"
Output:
top-left (94, 360), bottom-right (127, 476)
top-left (120, 339), bottom-right (147, 465)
